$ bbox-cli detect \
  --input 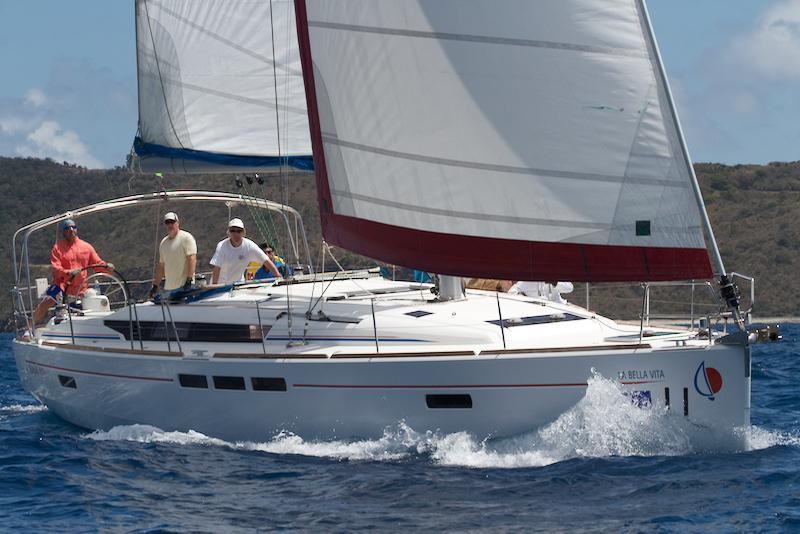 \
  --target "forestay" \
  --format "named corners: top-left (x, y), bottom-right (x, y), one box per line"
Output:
top-left (296, 0), bottom-right (715, 282)
top-left (133, 0), bottom-right (312, 173)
